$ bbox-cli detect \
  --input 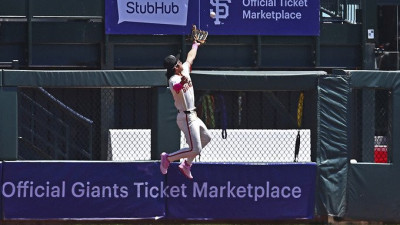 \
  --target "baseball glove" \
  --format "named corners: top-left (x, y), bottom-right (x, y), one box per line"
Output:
top-left (191, 25), bottom-right (208, 45)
